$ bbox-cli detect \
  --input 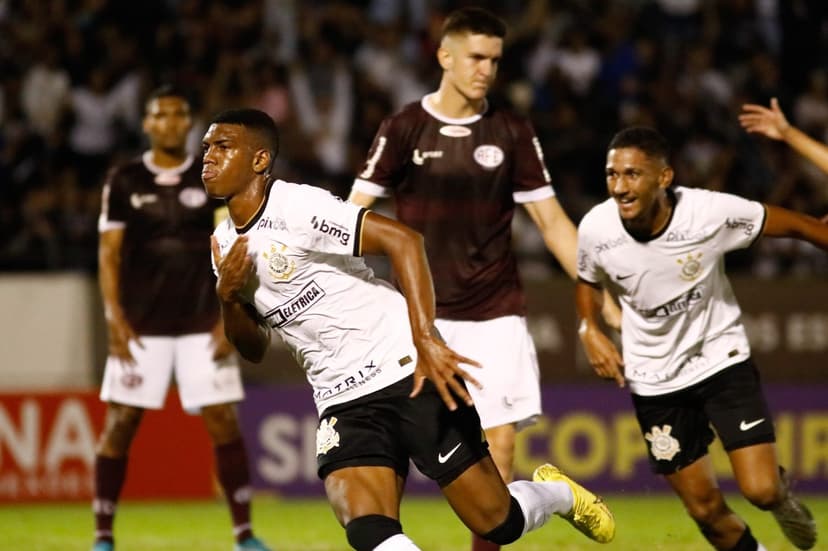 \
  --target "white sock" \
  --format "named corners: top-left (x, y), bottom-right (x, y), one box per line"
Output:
top-left (757, 544), bottom-right (768, 551)
top-left (507, 479), bottom-right (574, 535)
top-left (373, 533), bottom-right (421, 550)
